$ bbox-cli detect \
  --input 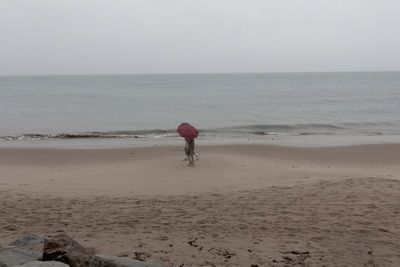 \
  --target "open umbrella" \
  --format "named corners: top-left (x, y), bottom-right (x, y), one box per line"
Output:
top-left (177, 122), bottom-right (198, 139)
